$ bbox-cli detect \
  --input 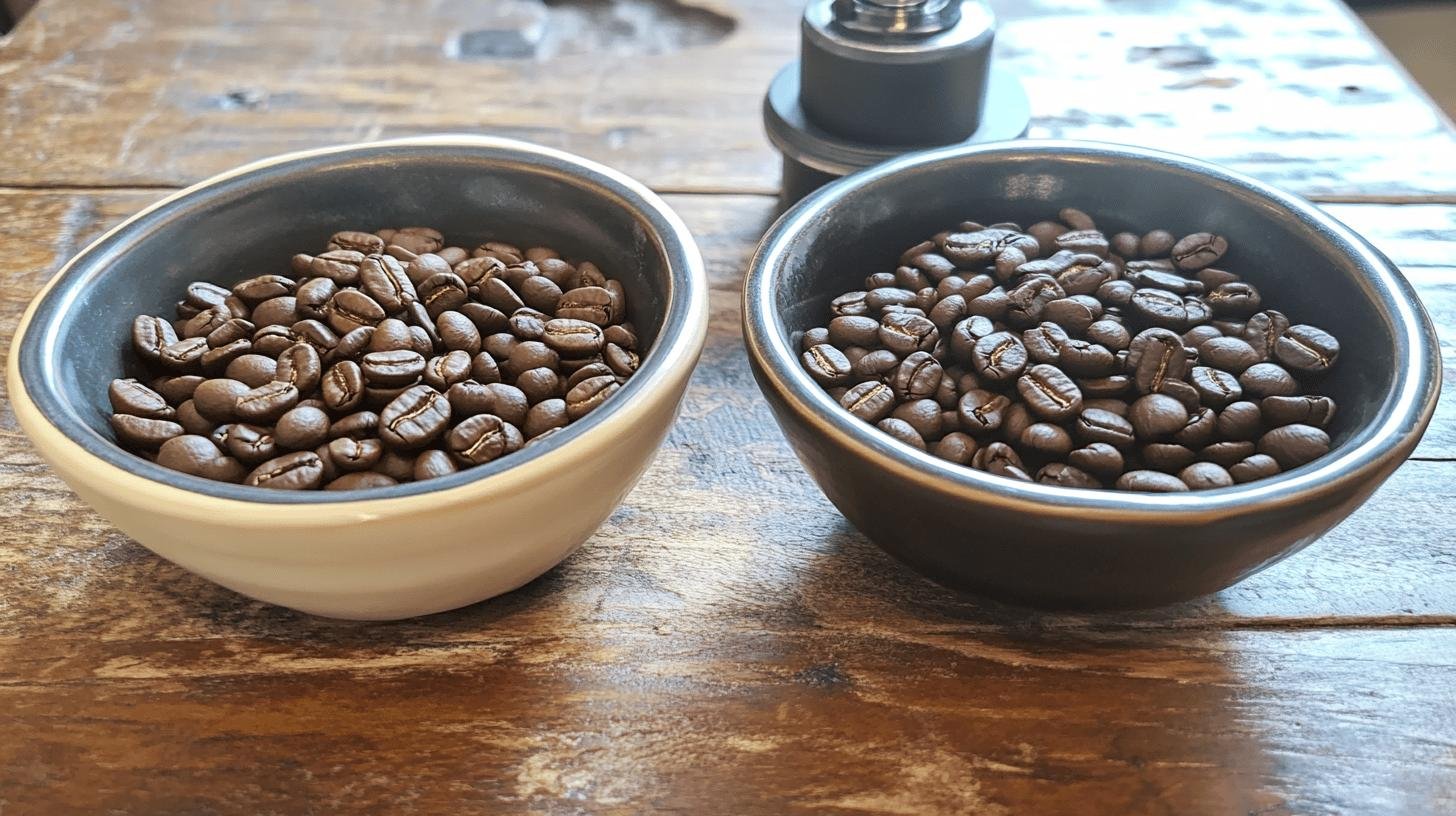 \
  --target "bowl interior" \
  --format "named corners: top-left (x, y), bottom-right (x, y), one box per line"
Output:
top-left (20, 140), bottom-right (686, 503)
top-left (766, 146), bottom-right (1404, 471)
